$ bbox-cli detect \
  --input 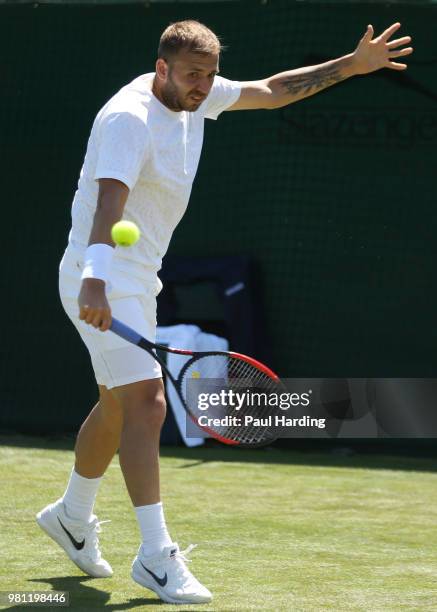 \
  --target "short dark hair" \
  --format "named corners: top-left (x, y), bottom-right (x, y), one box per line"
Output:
top-left (158, 20), bottom-right (223, 61)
